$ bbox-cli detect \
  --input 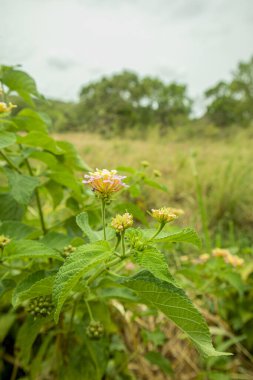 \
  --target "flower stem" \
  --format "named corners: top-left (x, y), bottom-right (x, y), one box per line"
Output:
top-left (149, 222), bottom-right (165, 240)
top-left (101, 199), bottom-right (106, 240)
top-left (121, 231), bottom-right (126, 257)
top-left (85, 300), bottom-right (94, 321)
